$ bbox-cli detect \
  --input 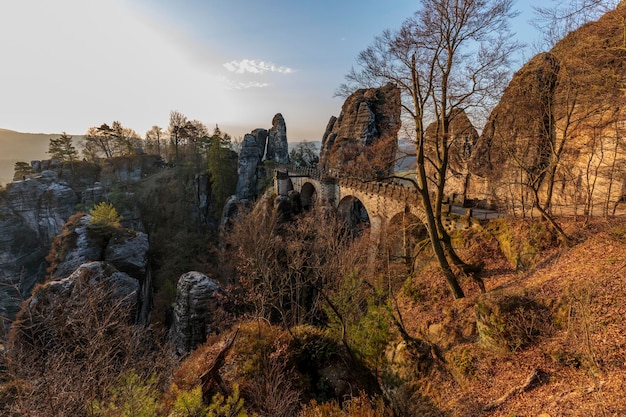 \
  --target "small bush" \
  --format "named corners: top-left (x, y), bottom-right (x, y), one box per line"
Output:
top-left (486, 219), bottom-right (556, 270)
top-left (169, 385), bottom-right (208, 417)
top-left (445, 345), bottom-right (480, 379)
top-left (298, 392), bottom-right (391, 417)
top-left (609, 224), bottom-right (626, 243)
top-left (169, 384), bottom-right (248, 417)
top-left (475, 292), bottom-right (552, 352)
top-left (89, 202), bottom-right (122, 229)
top-left (91, 371), bottom-right (159, 417)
